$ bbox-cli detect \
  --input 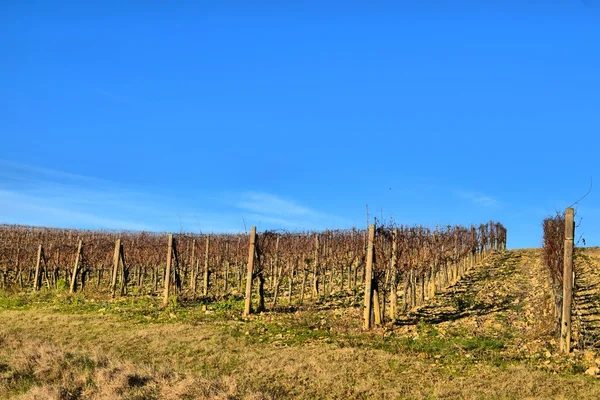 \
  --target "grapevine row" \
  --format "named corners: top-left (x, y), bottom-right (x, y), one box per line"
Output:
top-left (0, 222), bottom-right (506, 322)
